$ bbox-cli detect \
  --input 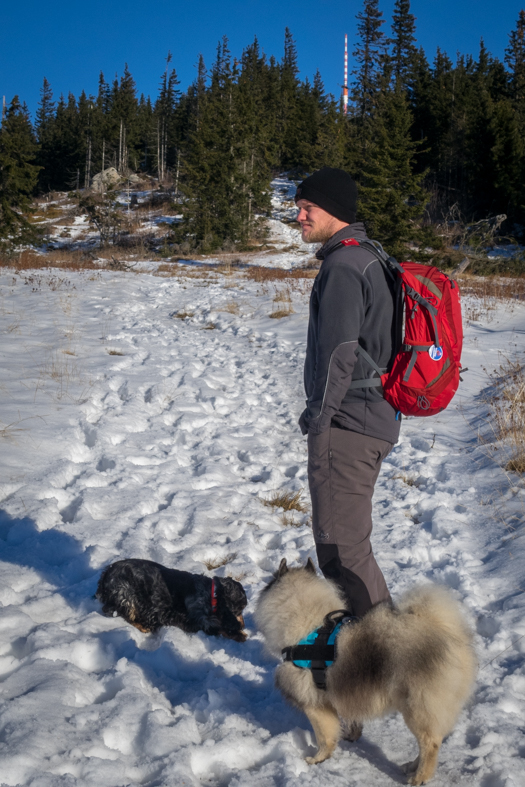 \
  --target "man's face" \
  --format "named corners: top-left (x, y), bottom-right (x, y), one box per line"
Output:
top-left (296, 199), bottom-right (347, 243)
